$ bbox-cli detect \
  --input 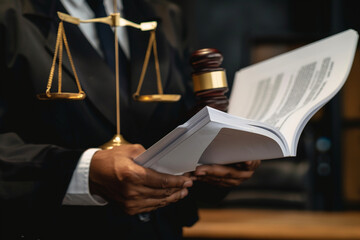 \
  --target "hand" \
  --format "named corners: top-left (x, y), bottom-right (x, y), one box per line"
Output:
top-left (89, 144), bottom-right (193, 215)
top-left (193, 160), bottom-right (261, 188)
